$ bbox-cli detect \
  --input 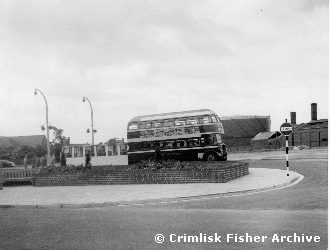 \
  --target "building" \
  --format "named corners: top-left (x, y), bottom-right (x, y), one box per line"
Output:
top-left (107, 138), bottom-right (127, 155)
top-left (251, 131), bottom-right (283, 151)
top-left (62, 140), bottom-right (128, 166)
top-left (289, 120), bottom-right (328, 147)
top-left (220, 115), bottom-right (271, 151)
top-left (288, 103), bottom-right (328, 147)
